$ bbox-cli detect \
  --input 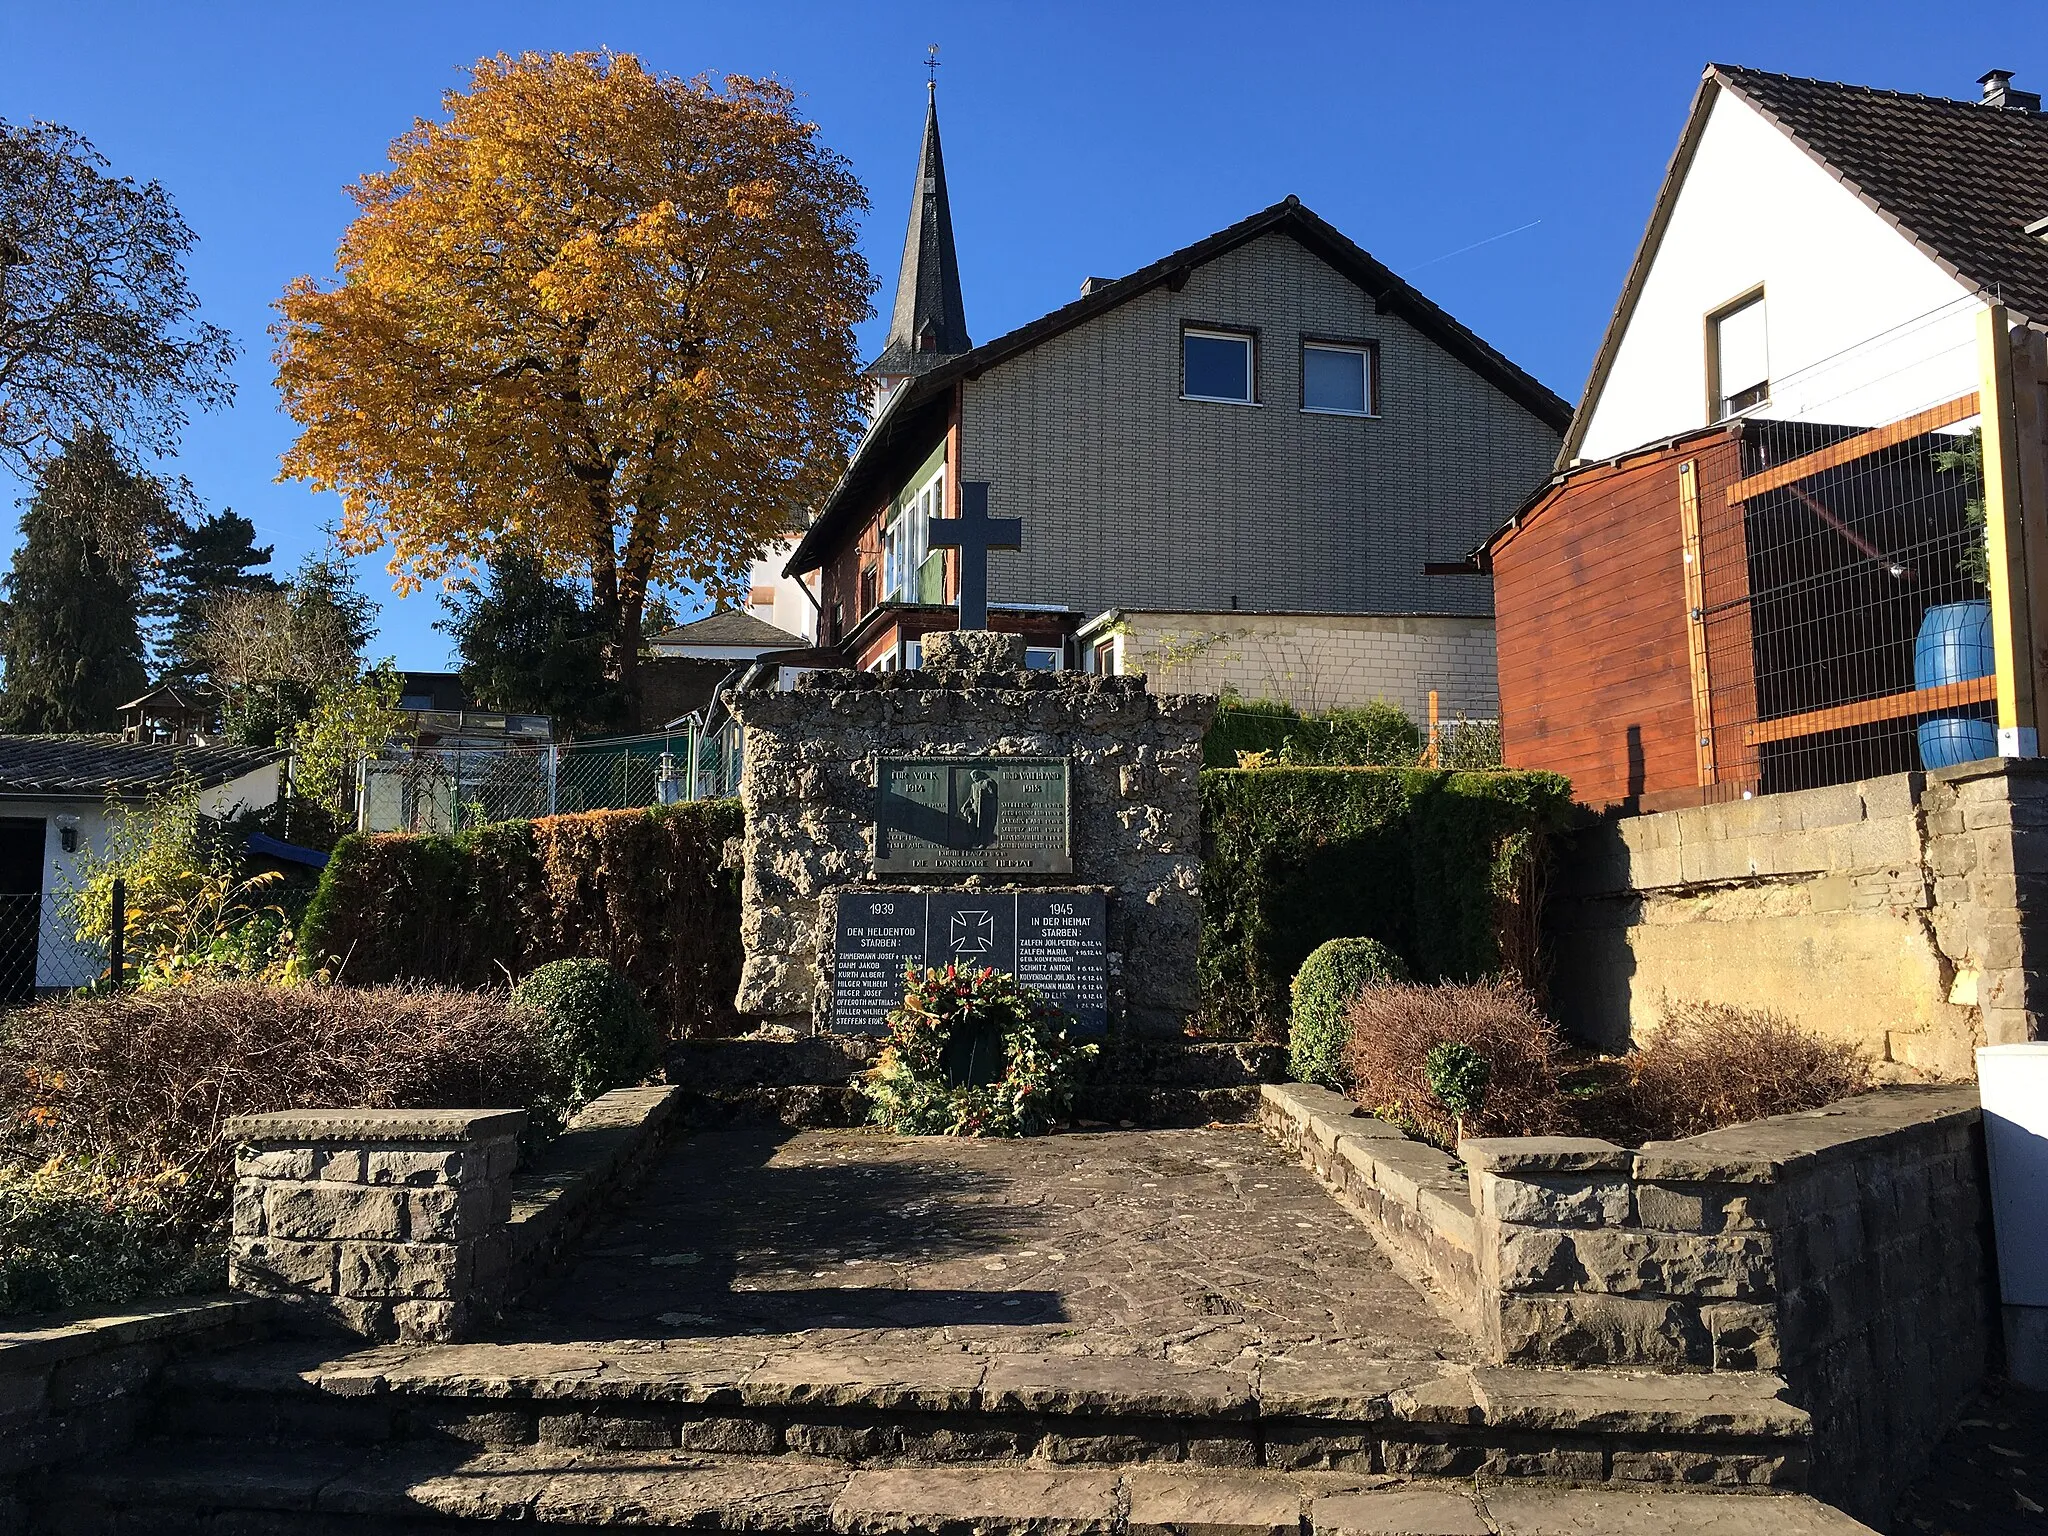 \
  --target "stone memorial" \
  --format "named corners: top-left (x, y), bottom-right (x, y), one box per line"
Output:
top-left (730, 483), bottom-right (1212, 1038)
